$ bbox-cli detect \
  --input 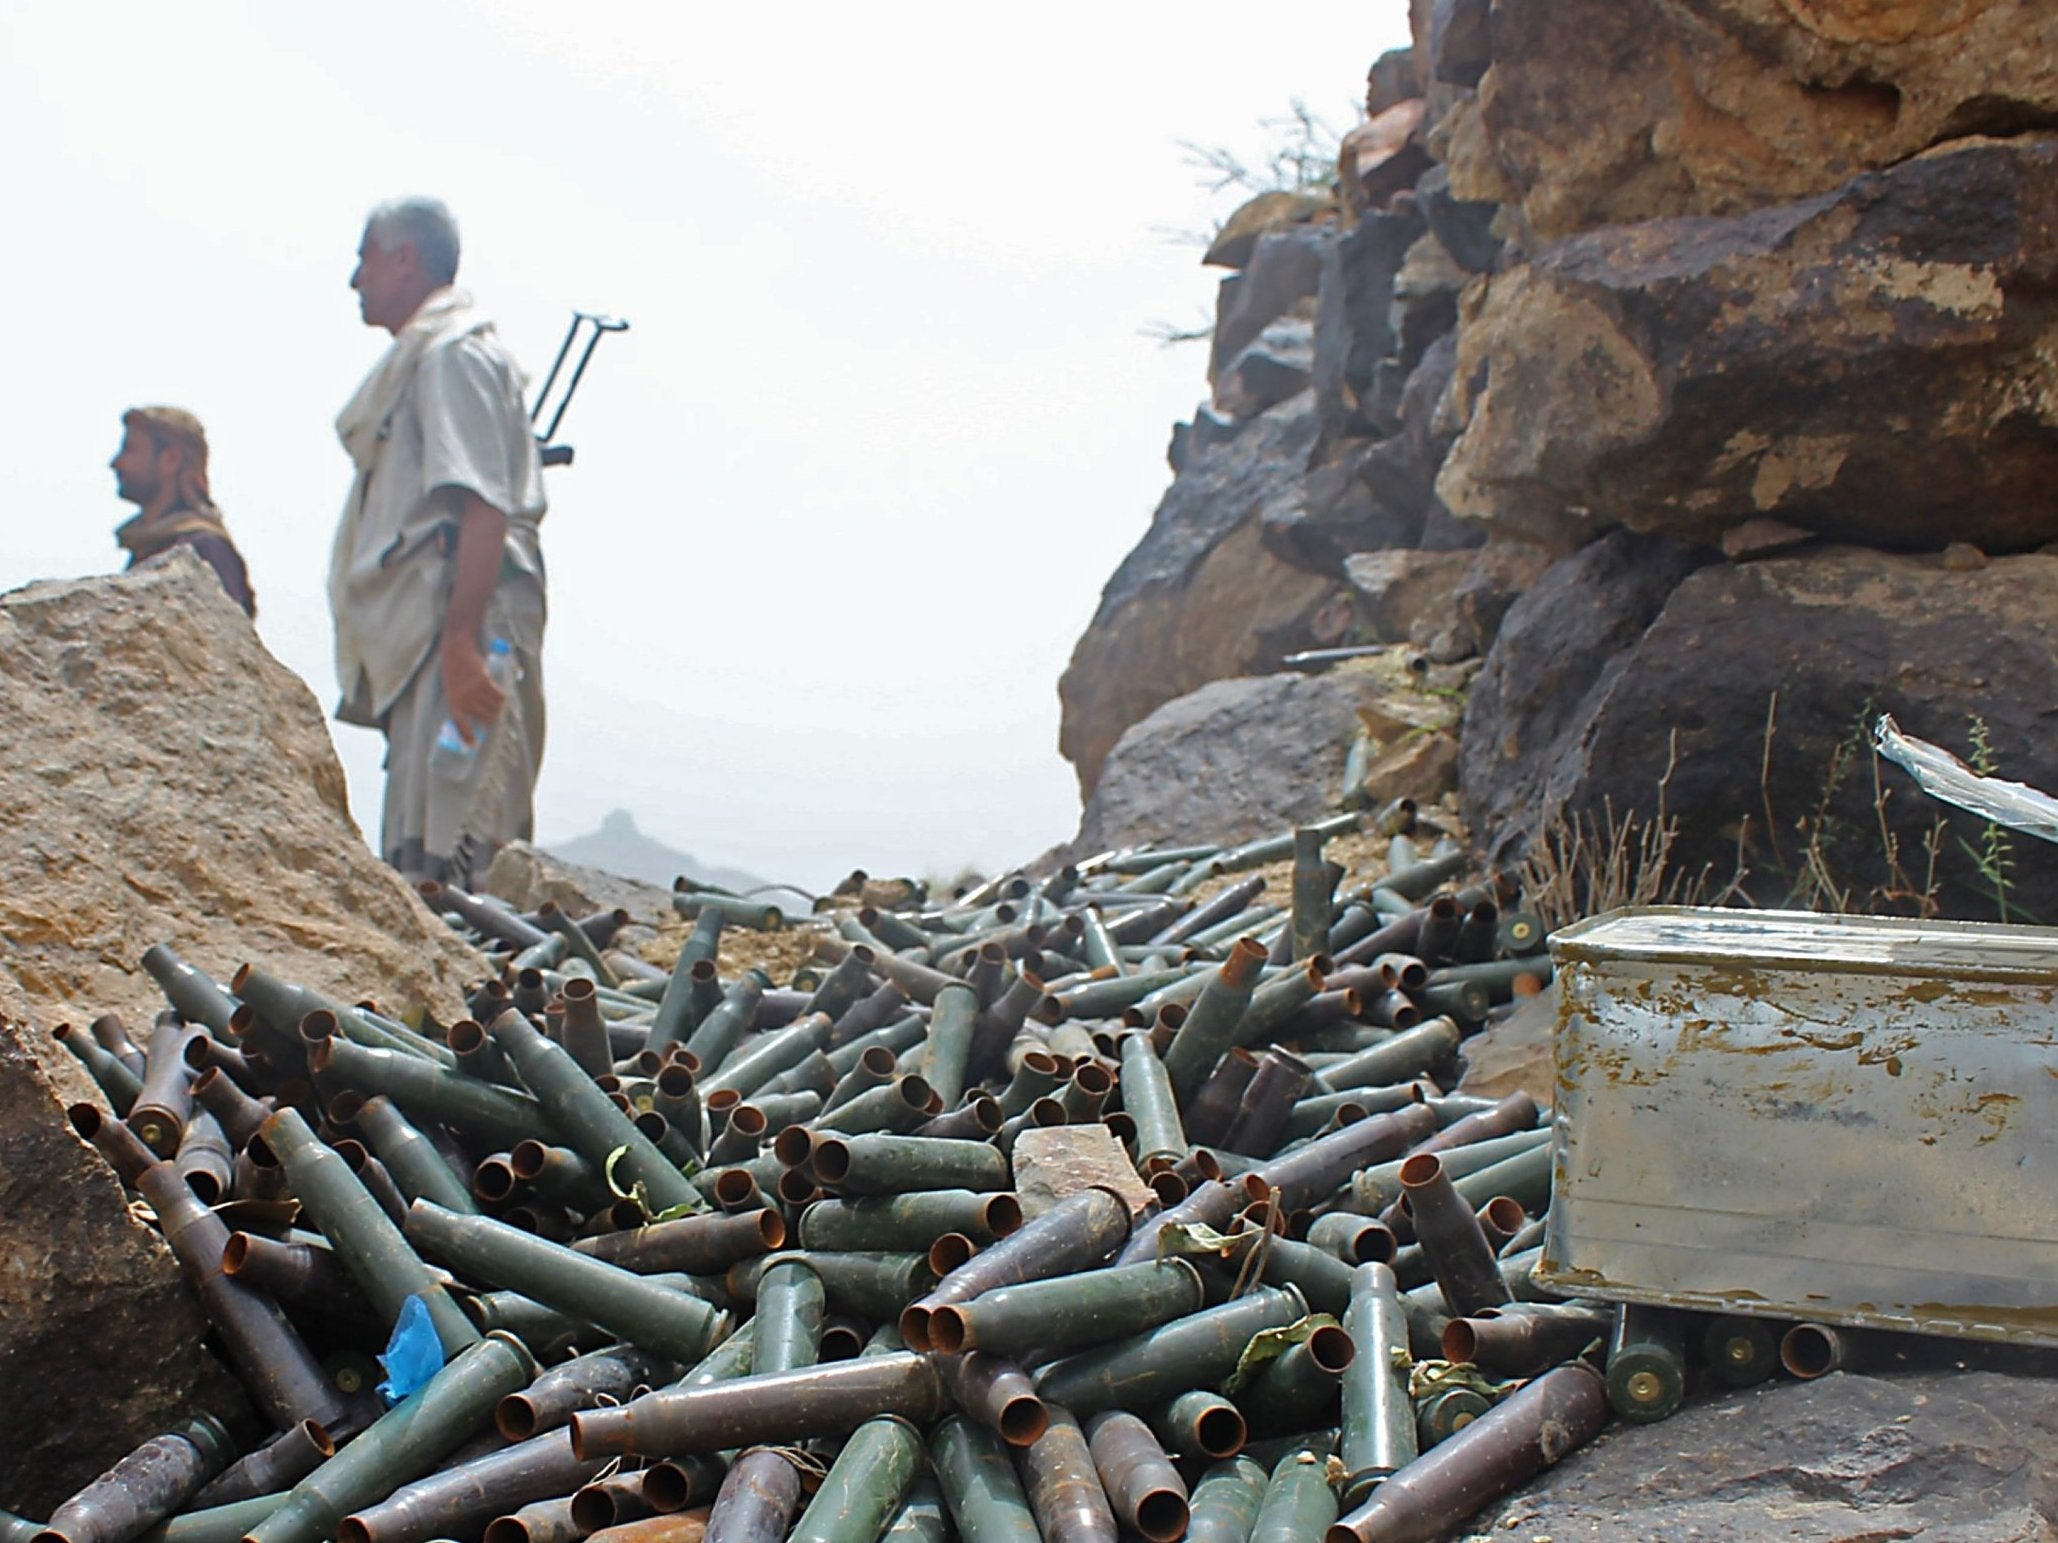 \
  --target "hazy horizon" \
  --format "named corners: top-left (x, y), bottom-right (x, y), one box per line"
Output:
top-left (1, 1), bottom-right (1410, 893)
